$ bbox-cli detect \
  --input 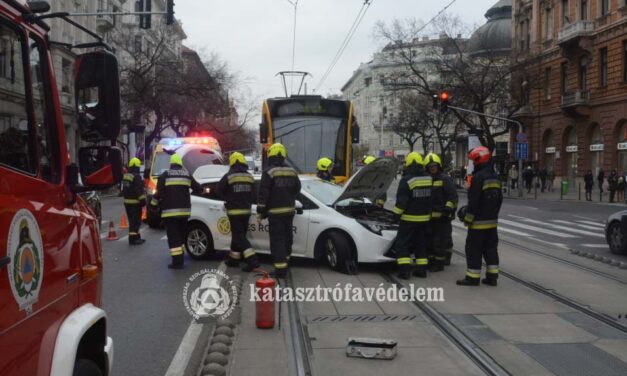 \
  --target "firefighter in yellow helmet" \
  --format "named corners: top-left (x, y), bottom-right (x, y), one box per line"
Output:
top-left (150, 153), bottom-right (202, 269)
top-left (316, 157), bottom-right (334, 182)
top-left (122, 157), bottom-right (146, 245)
top-left (392, 152), bottom-right (433, 279)
top-left (363, 155), bottom-right (387, 206)
top-left (218, 152), bottom-right (260, 271)
top-left (258, 143), bottom-right (301, 278)
top-left (425, 153), bottom-right (458, 271)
